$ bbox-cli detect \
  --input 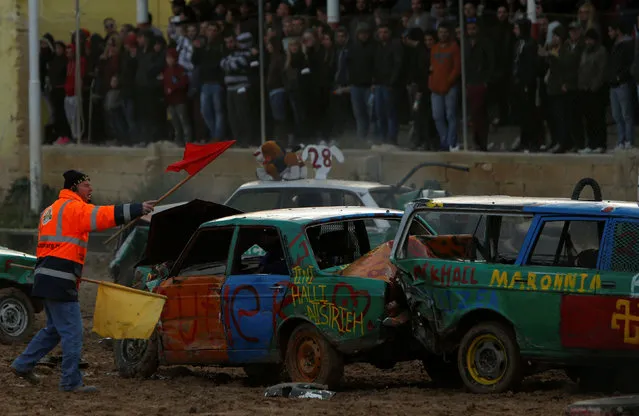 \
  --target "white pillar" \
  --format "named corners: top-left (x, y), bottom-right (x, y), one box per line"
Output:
top-left (258, 0), bottom-right (266, 144)
top-left (137, 0), bottom-right (149, 24)
top-left (327, 0), bottom-right (340, 24)
top-left (28, 0), bottom-right (42, 214)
